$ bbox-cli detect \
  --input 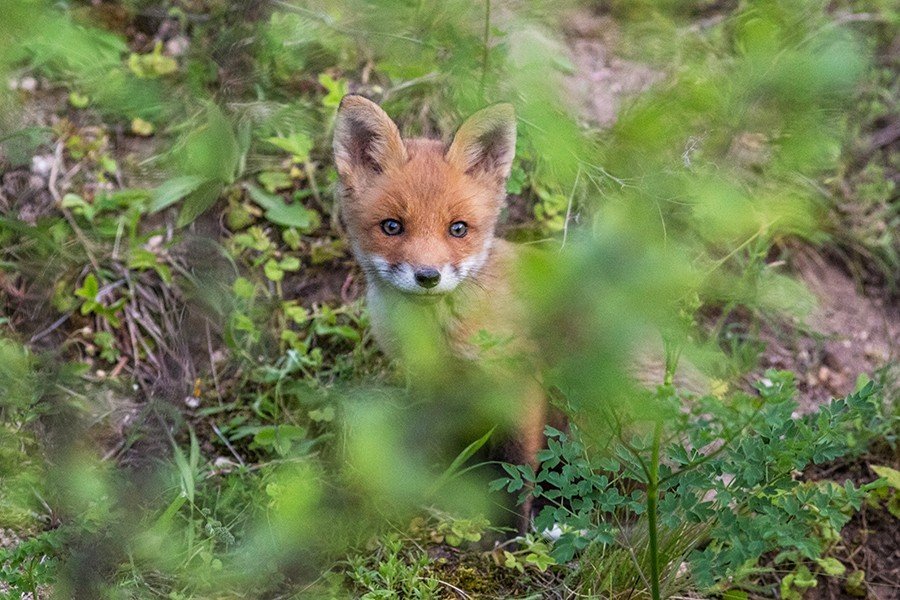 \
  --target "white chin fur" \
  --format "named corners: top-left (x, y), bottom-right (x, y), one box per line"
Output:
top-left (357, 248), bottom-right (490, 296)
